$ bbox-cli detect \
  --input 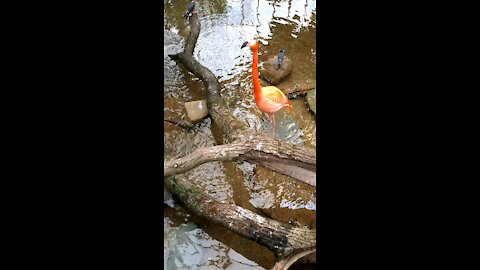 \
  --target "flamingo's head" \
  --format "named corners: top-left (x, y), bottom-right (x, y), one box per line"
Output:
top-left (241, 39), bottom-right (259, 50)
